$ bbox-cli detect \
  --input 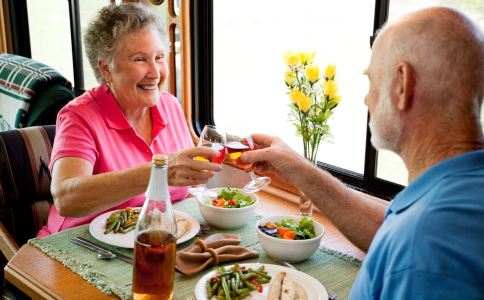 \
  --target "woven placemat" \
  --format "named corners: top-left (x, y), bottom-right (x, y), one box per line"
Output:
top-left (29, 198), bottom-right (361, 300)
